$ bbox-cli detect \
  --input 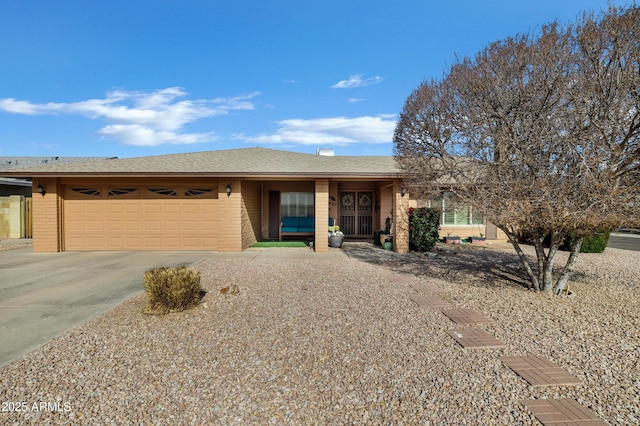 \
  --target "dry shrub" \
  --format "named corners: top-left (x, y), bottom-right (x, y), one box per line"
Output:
top-left (143, 267), bottom-right (203, 314)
